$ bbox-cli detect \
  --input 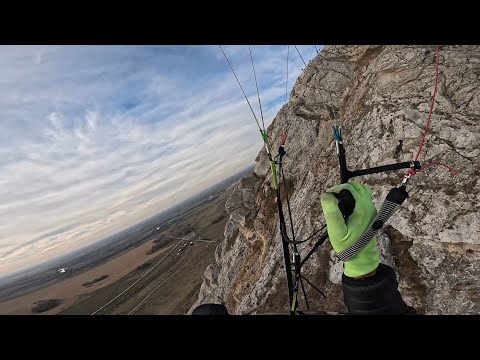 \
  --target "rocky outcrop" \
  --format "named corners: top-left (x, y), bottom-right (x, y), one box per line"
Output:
top-left (190, 45), bottom-right (480, 315)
